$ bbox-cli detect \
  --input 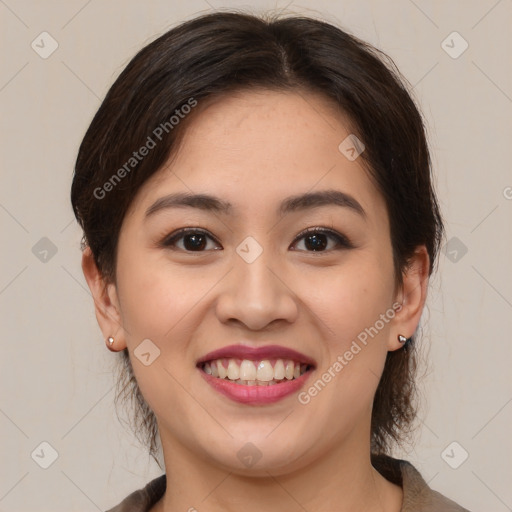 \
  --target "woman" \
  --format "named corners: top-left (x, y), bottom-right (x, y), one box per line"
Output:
top-left (71, 10), bottom-right (471, 512)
